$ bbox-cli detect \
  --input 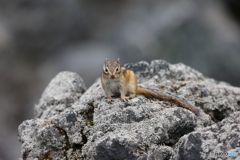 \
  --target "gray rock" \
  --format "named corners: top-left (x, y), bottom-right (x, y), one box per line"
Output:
top-left (18, 60), bottom-right (240, 160)
top-left (171, 111), bottom-right (240, 160)
top-left (34, 71), bottom-right (86, 119)
top-left (18, 106), bottom-right (92, 160)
